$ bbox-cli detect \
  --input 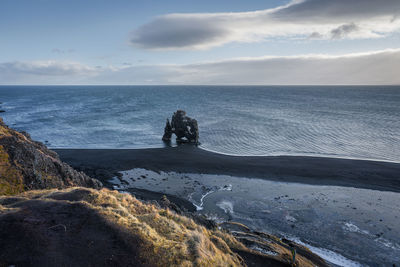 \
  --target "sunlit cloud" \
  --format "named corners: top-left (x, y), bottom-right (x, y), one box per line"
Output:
top-left (2, 49), bottom-right (399, 85)
top-left (130, 0), bottom-right (400, 50)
